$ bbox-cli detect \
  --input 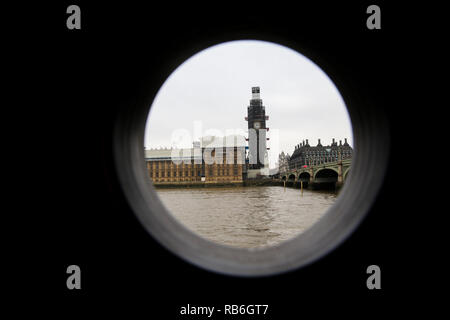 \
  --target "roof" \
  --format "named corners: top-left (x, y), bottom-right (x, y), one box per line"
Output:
top-left (145, 135), bottom-right (246, 160)
top-left (200, 135), bottom-right (246, 148)
top-left (144, 148), bottom-right (189, 160)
